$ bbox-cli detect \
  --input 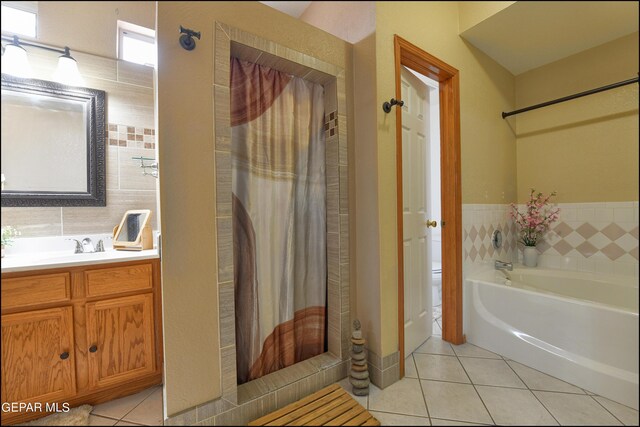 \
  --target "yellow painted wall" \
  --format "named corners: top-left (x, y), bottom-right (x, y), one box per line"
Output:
top-left (374, 1), bottom-right (517, 356)
top-left (515, 33), bottom-right (639, 203)
top-left (36, 1), bottom-right (155, 59)
top-left (458, 1), bottom-right (516, 33)
top-left (157, 1), bottom-right (353, 416)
